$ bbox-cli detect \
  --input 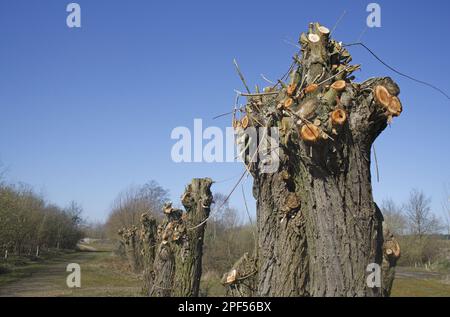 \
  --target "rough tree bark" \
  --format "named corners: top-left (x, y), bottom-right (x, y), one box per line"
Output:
top-left (230, 22), bottom-right (402, 296)
top-left (150, 178), bottom-right (213, 297)
top-left (118, 226), bottom-right (142, 273)
top-left (140, 213), bottom-right (158, 295)
top-left (381, 227), bottom-right (401, 296)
